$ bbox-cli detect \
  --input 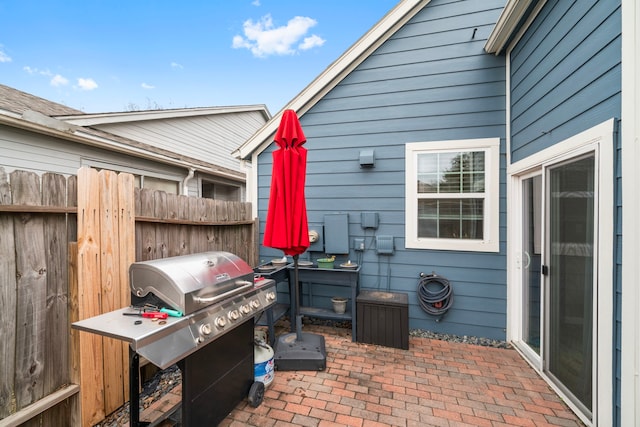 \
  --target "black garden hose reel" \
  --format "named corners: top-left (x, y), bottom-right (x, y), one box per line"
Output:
top-left (417, 272), bottom-right (453, 322)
